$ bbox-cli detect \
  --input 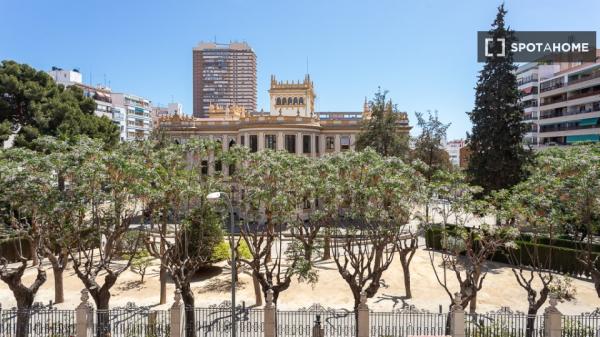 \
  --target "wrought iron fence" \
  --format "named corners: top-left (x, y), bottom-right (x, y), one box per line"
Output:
top-left (370, 308), bottom-right (447, 337)
top-left (93, 307), bottom-right (170, 337)
top-left (277, 304), bottom-right (356, 337)
top-left (0, 308), bottom-right (75, 337)
top-left (189, 305), bottom-right (263, 337)
top-left (563, 310), bottom-right (600, 337)
top-left (465, 310), bottom-right (544, 337)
